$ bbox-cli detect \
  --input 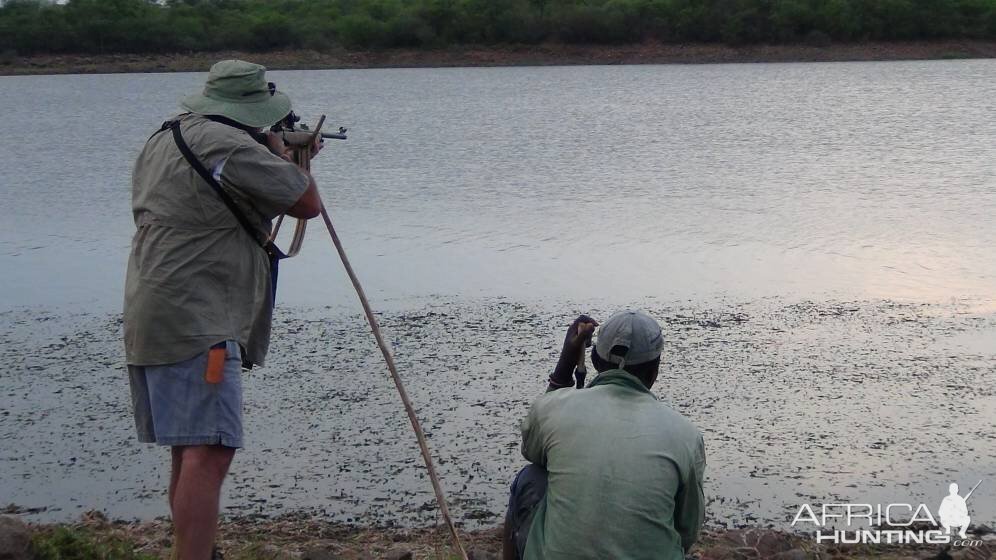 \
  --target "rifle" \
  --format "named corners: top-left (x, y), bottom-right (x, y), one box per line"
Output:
top-left (273, 110), bottom-right (348, 143)
top-left (965, 480), bottom-right (982, 502)
top-left (267, 112), bottom-right (347, 257)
